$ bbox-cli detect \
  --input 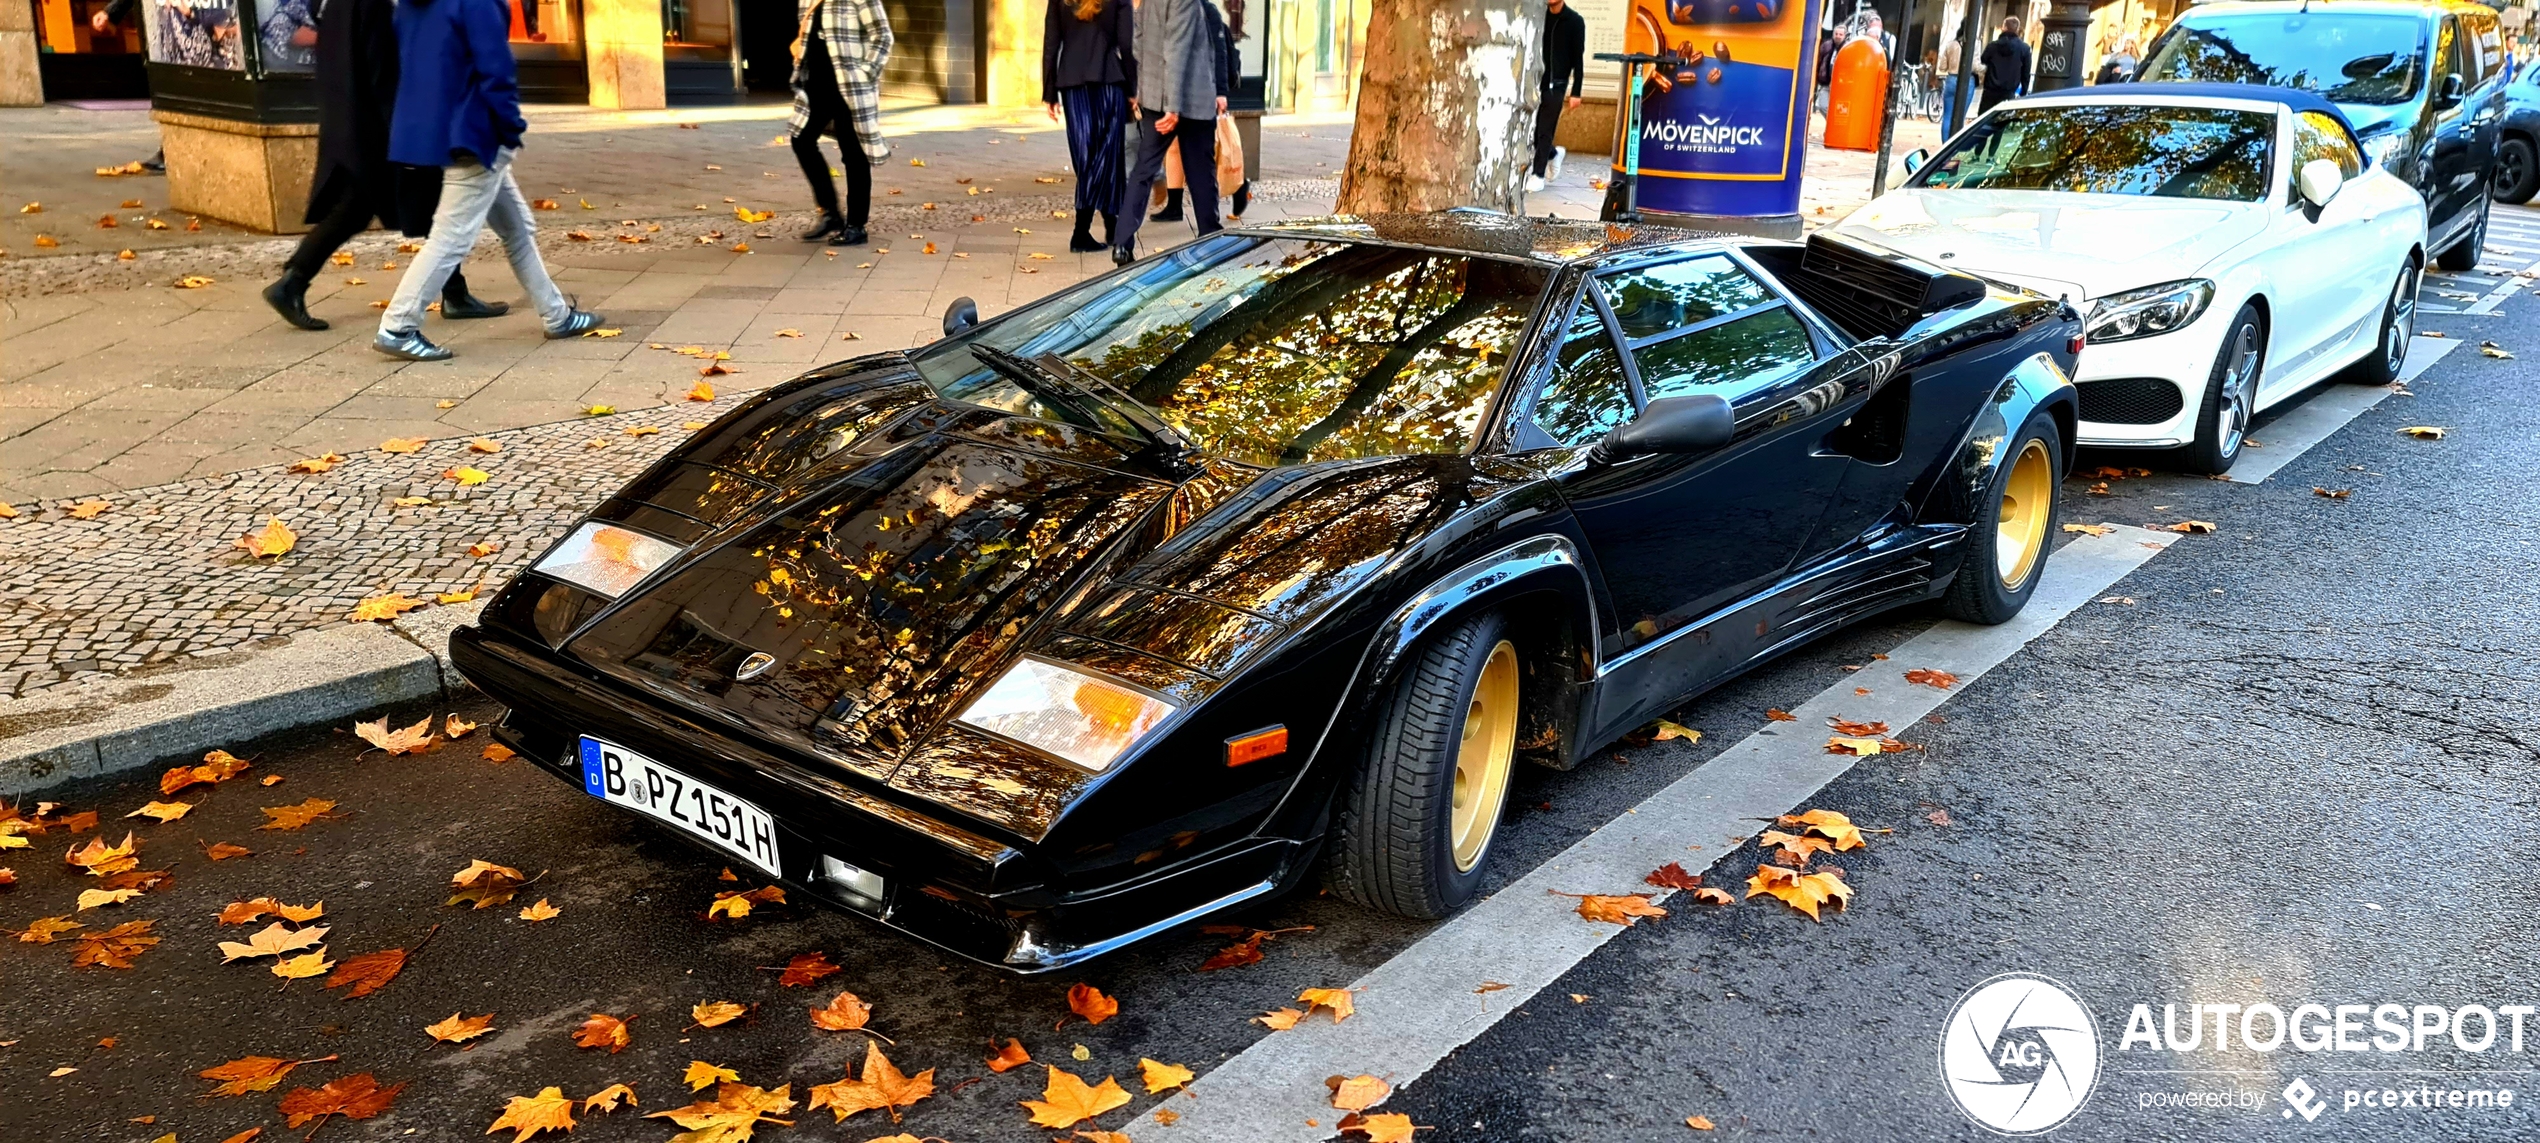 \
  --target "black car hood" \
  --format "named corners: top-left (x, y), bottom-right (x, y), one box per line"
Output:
top-left (569, 418), bottom-right (1175, 783)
